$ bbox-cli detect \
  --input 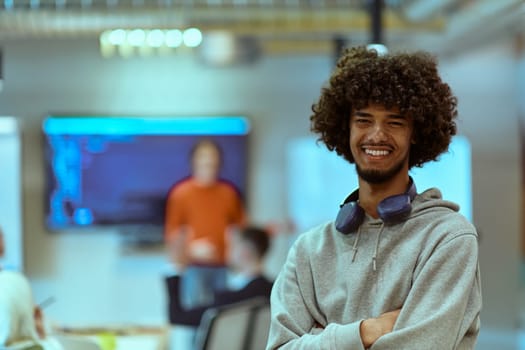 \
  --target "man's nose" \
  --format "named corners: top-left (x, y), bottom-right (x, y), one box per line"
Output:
top-left (369, 123), bottom-right (388, 141)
